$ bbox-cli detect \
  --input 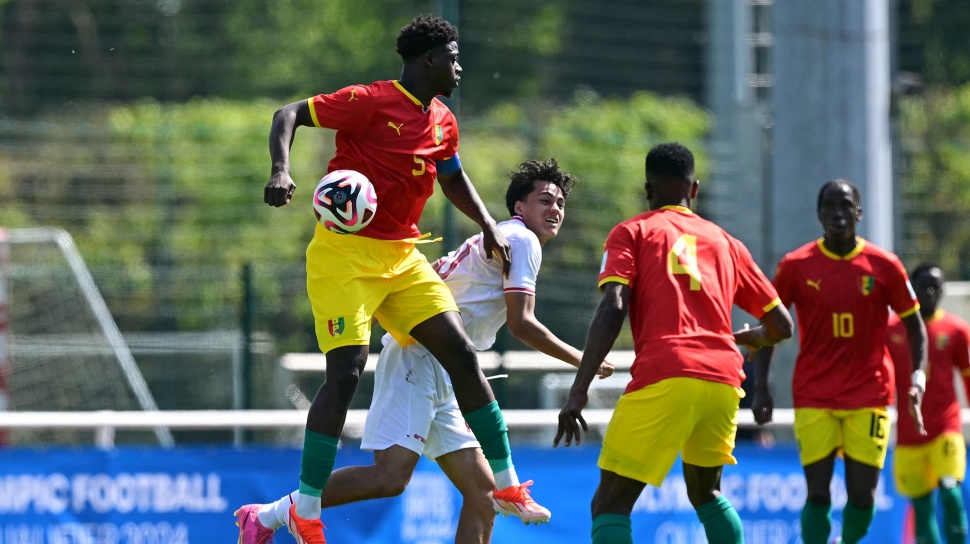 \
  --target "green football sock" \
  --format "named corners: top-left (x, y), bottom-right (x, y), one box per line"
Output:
top-left (591, 513), bottom-right (633, 544)
top-left (841, 501), bottom-right (876, 544)
top-left (800, 500), bottom-right (832, 544)
top-left (696, 495), bottom-right (744, 544)
top-left (911, 494), bottom-right (941, 544)
top-left (298, 429), bottom-right (339, 497)
top-left (463, 401), bottom-right (513, 473)
top-left (938, 484), bottom-right (968, 544)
